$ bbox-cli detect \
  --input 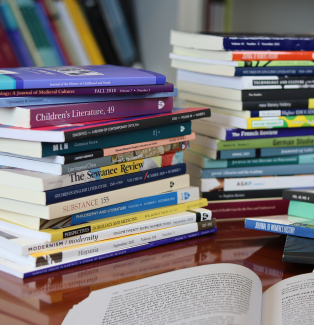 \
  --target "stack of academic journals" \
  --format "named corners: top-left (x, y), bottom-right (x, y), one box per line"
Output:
top-left (170, 30), bottom-right (314, 221)
top-left (0, 64), bottom-right (216, 279)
